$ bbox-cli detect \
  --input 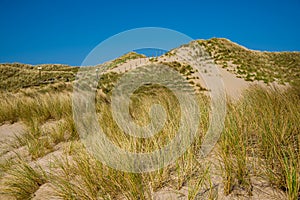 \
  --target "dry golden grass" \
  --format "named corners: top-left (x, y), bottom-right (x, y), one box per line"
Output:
top-left (0, 85), bottom-right (298, 199)
top-left (219, 86), bottom-right (300, 199)
top-left (0, 39), bottom-right (299, 199)
top-left (0, 84), bottom-right (212, 199)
